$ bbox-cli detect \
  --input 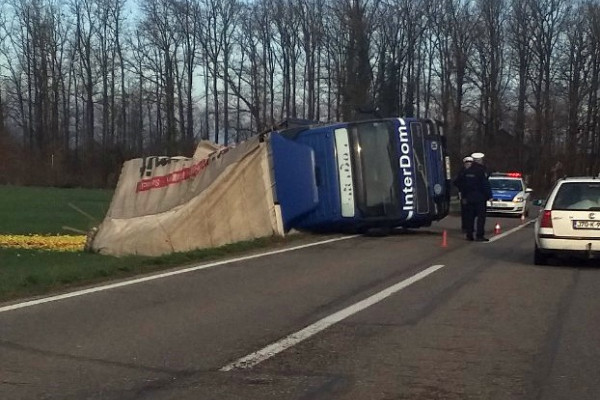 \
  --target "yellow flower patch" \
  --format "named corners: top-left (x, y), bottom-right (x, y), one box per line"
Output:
top-left (0, 234), bottom-right (86, 252)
